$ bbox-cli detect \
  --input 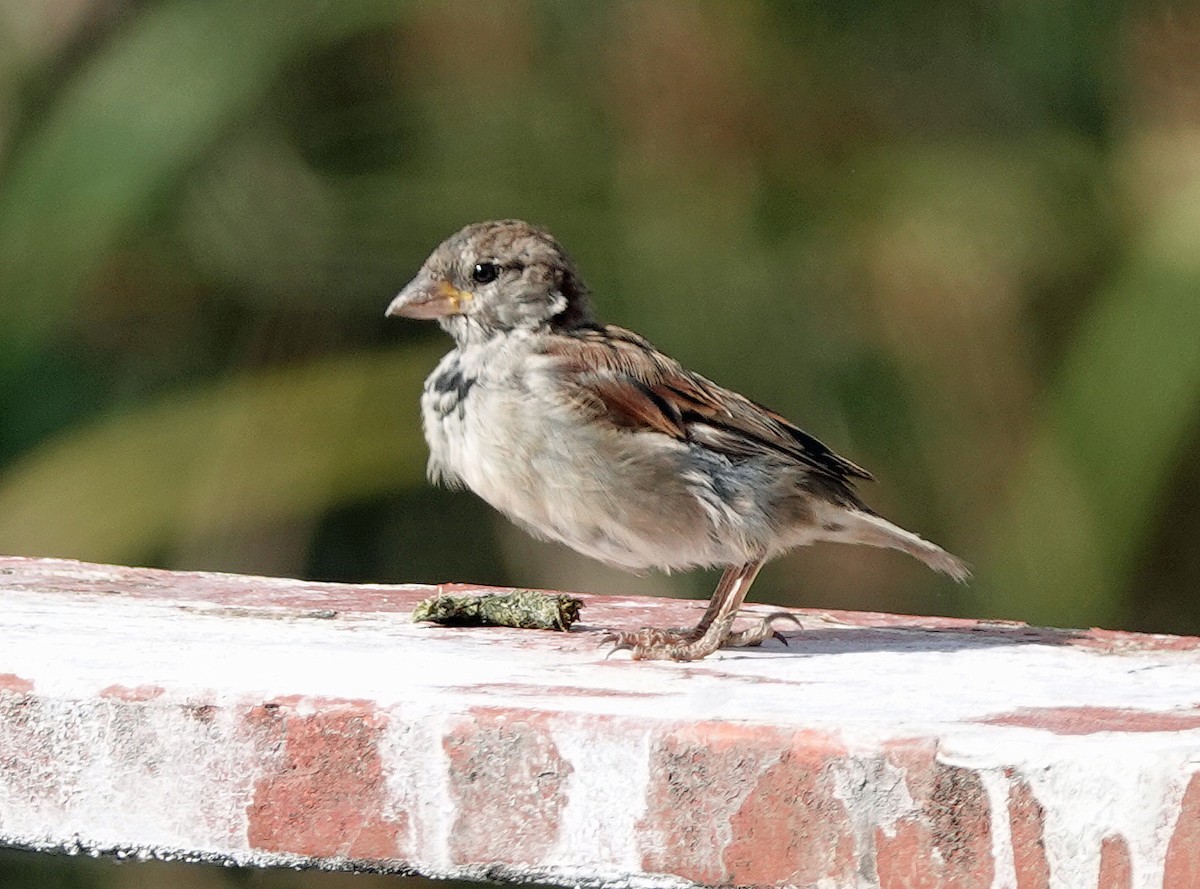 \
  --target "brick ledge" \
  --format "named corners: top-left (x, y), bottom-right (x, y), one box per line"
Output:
top-left (1, 556), bottom-right (1199, 889)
